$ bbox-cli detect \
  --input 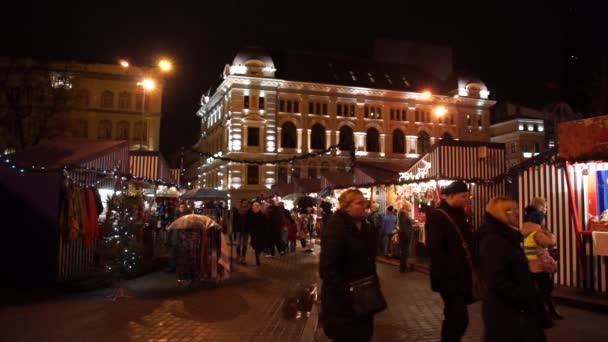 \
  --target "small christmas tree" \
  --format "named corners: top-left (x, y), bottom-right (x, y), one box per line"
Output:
top-left (97, 185), bottom-right (144, 298)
